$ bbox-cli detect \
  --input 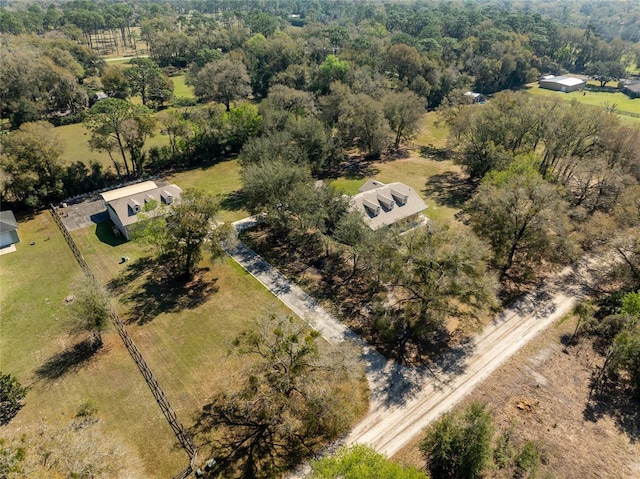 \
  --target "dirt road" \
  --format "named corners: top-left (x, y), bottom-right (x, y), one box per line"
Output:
top-left (345, 257), bottom-right (595, 457)
top-left (227, 222), bottom-right (600, 477)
